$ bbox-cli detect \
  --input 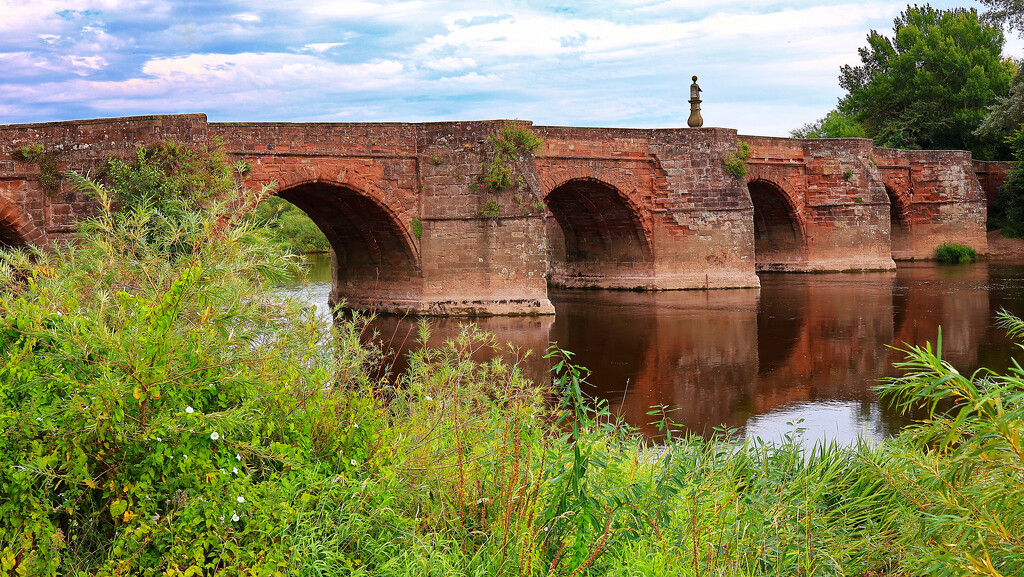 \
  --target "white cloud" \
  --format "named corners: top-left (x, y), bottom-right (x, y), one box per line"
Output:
top-left (424, 56), bottom-right (475, 71)
top-left (303, 42), bottom-right (347, 52)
